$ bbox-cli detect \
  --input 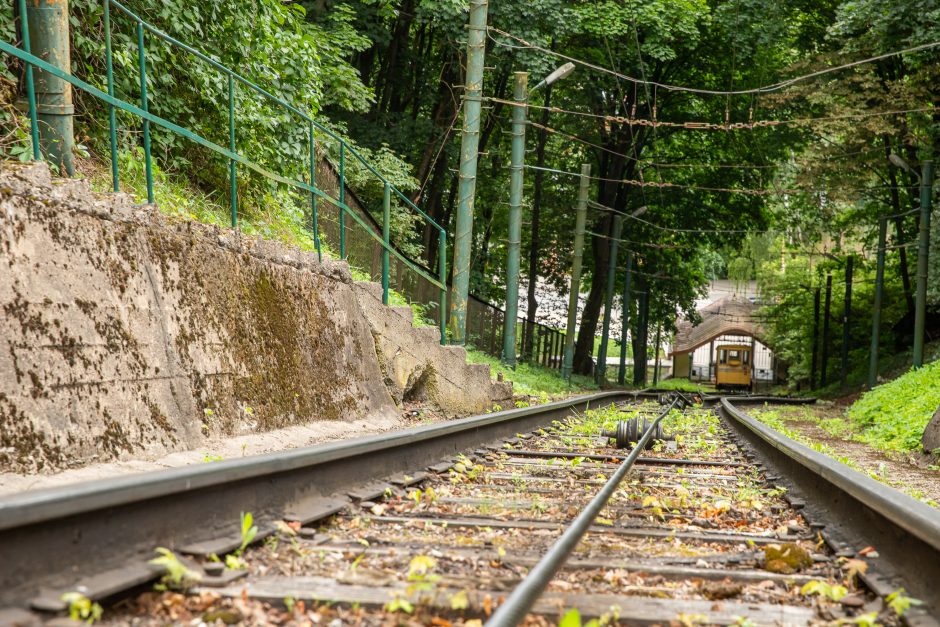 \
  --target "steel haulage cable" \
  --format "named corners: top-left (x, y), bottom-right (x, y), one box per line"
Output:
top-left (485, 394), bottom-right (684, 627)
